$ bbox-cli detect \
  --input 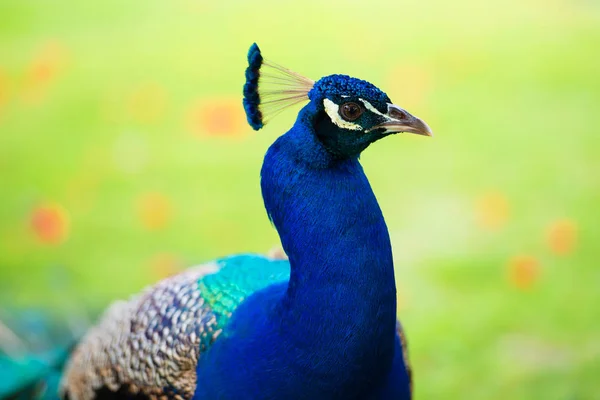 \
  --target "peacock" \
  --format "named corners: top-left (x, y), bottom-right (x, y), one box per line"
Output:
top-left (0, 309), bottom-right (80, 399)
top-left (4, 43), bottom-right (433, 399)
